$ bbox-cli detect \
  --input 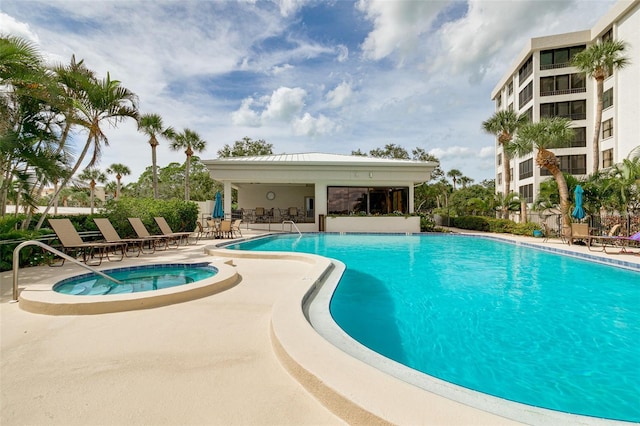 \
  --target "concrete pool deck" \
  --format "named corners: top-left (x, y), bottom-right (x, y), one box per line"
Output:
top-left (1, 230), bottom-right (638, 425)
